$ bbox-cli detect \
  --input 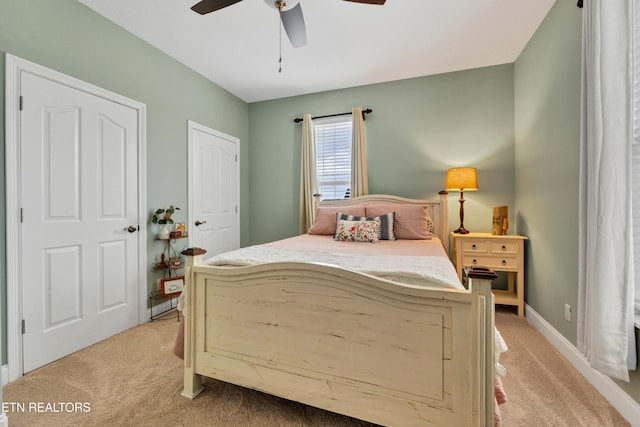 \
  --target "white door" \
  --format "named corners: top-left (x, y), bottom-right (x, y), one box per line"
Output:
top-left (19, 70), bottom-right (141, 373)
top-left (188, 121), bottom-right (240, 260)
